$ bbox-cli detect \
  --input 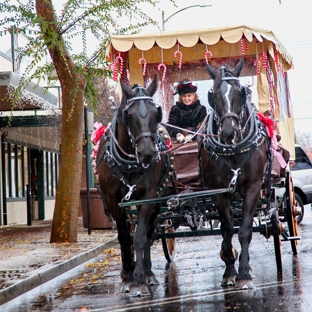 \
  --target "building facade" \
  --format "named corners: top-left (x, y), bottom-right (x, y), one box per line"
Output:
top-left (0, 28), bottom-right (61, 225)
